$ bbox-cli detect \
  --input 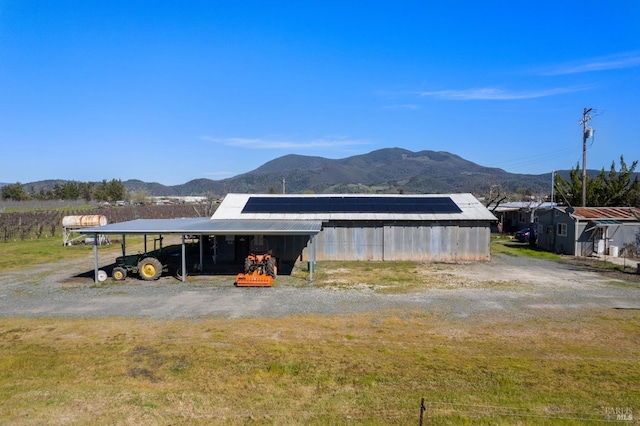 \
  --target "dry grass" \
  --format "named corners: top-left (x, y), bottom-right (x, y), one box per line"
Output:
top-left (300, 261), bottom-right (526, 293)
top-left (1, 309), bottom-right (638, 425)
